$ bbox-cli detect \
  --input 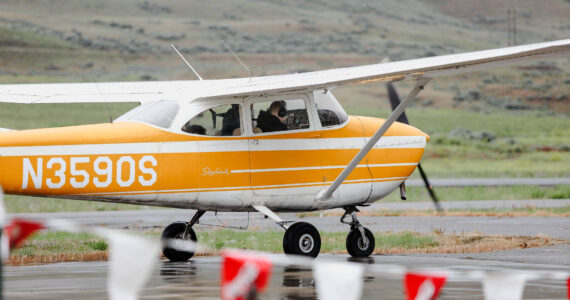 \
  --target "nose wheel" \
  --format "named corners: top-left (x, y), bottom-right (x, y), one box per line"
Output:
top-left (283, 222), bottom-right (321, 258)
top-left (342, 207), bottom-right (375, 257)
